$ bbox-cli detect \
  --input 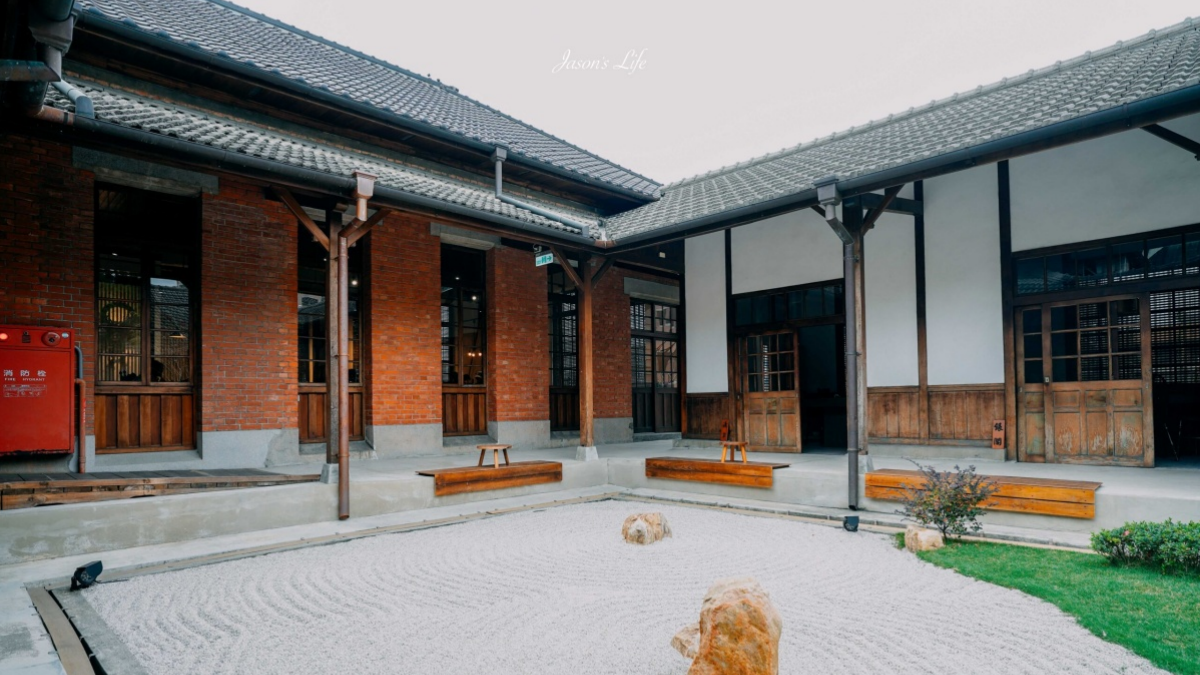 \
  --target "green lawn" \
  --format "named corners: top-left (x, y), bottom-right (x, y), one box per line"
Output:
top-left (899, 535), bottom-right (1200, 674)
